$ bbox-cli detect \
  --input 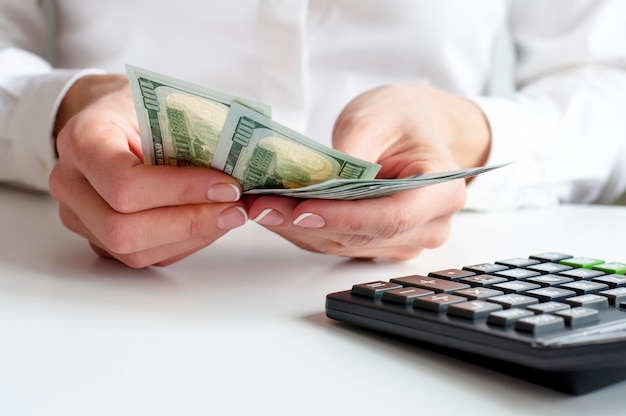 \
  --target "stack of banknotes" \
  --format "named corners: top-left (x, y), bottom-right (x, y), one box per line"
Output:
top-left (127, 65), bottom-right (506, 200)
